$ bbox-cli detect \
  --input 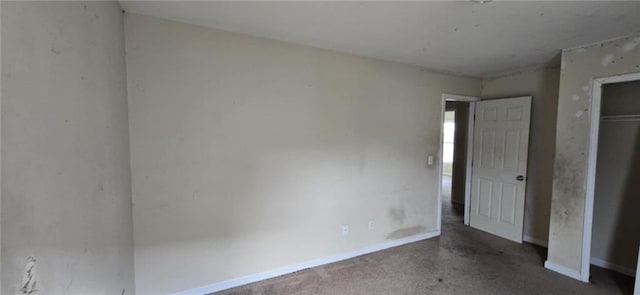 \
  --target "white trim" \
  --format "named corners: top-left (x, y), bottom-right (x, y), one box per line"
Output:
top-left (440, 93), bottom-right (480, 229)
top-left (0, 2), bottom-right (3, 290)
top-left (464, 102), bottom-right (475, 226)
top-left (438, 97), bottom-right (445, 232)
top-left (444, 94), bottom-right (480, 103)
top-left (523, 235), bottom-right (548, 248)
top-left (0, 3), bottom-right (3, 290)
top-left (173, 231), bottom-right (440, 295)
top-left (544, 260), bottom-right (584, 281)
top-left (582, 72), bottom-right (640, 284)
top-left (590, 257), bottom-right (636, 277)
top-left (582, 78), bottom-right (602, 283)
